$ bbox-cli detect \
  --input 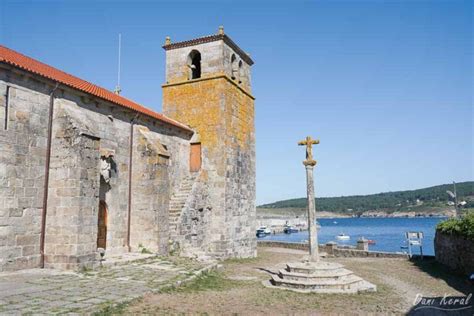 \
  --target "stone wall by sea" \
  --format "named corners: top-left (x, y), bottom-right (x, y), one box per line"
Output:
top-left (435, 231), bottom-right (474, 275)
top-left (258, 241), bottom-right (409, 259)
